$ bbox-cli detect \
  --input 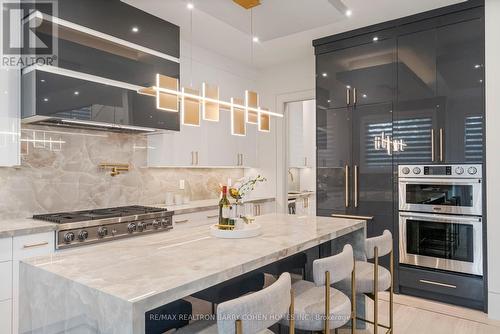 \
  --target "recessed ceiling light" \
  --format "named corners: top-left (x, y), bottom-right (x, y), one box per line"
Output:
top-left (373, 36), bottom-right (379, 42)
top-left (345, 9), bottom-right (352, 17)
top-left (327, 99), bottom-right (331, 103)
top-left (252, 36), bottom-right (259, 43)
top-left (187, 2), bottom-right (194, 10)
top-left (346, 85), bottom-right (351, 89)
top-left (322, 72), bottom-right (328, 77)
top-left (74, 91), bottom-right (80, 96)
top-left (362, 94), bottom-right (367, 98)
top-left (131, 26), bottom-right (139, 33)
top-left (43, 98), bottom-right (49, 102)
